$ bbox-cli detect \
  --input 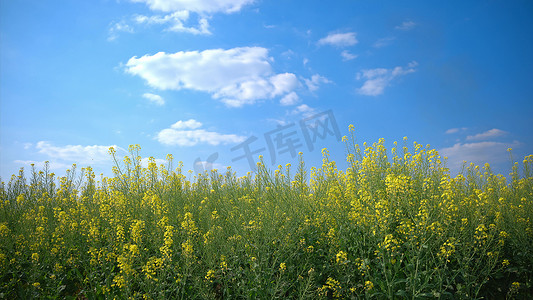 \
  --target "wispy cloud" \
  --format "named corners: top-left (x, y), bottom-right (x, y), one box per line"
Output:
top-left (130, 0), bottom-right (255, 14)
top-left (373, 36), bottom-right (396, 48)
top-left (445, 127), bottom-right (467, 134)
top-left (142, 93), bottom-right (165, 106)
top-left (318, 32), bottom-right (358, 47)
top-left (108, 21), bottom-right (134, 41)
top-left (134, 11), bottom-right (211, 35)
top-left (14, 160), bottom-right (72, 171)
top-left (303, 74), bottom-right (331, 92)
top-left (35, 142), bottom-right (124, 165)
top-left (440, 140), bottom-right (519, 171)
top-left (440, 128), bottom-right (518, 172)
top-left (194, 160), bottom-right (227, 171)
top-left (126, 47), bottom-right (302, 107)
top-left (290, 104), bottom-right (316, 118)
top-left (395, 20), bottom-right (417, 31)
top-left (356, 61), bottom-right (418, 96)
top-left (340, 50), bottom-right (357, 61)
top-left (128, 0), bottom-right (255, 35)
top-left (466, 128), bottom-right (507, 141)
top-left (156, 119), bottom-right (246, 146)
